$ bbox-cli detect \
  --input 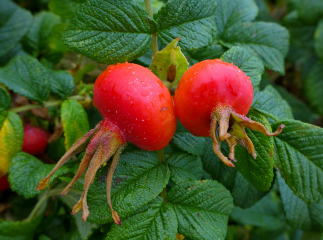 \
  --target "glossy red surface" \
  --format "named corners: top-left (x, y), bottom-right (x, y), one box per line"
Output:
top-left (93, 63), bottom-right (177, 151)
top-left (22, 124), bottom-right (48, 155)
top-left (174, 59), bottom-right (253, 136)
